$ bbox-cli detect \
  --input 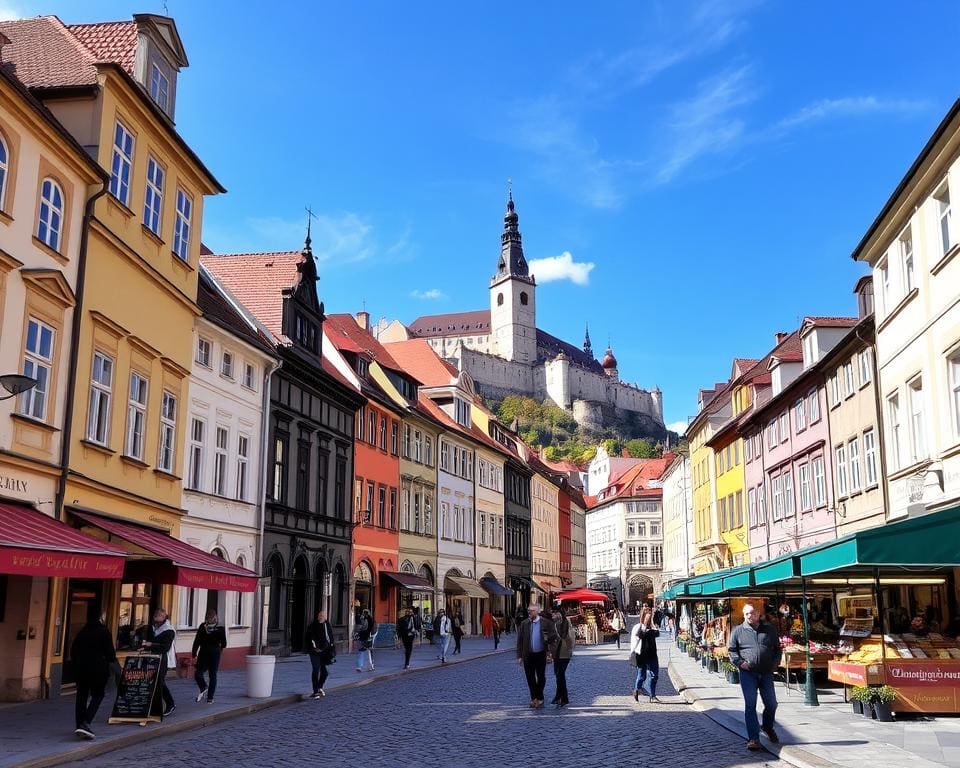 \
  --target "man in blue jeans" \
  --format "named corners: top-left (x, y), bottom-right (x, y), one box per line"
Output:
top-left (728, 604), bottom-right (782, 751)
